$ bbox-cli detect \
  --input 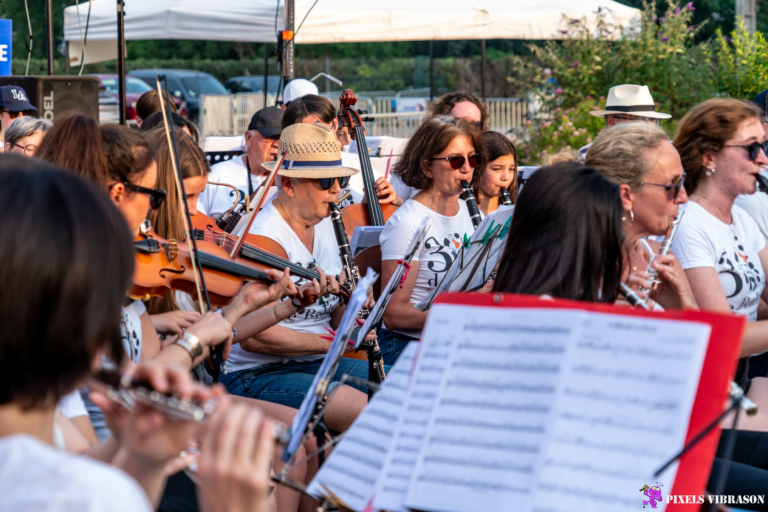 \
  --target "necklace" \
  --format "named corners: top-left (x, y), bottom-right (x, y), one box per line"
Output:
top-left (692, 193), bottom-right (737, 241)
